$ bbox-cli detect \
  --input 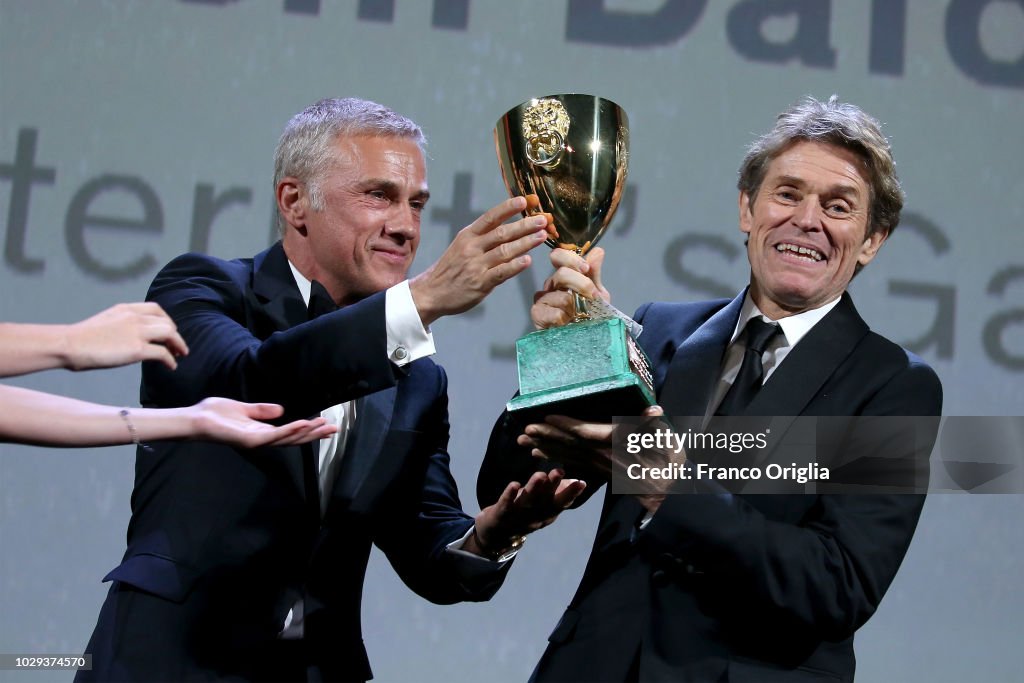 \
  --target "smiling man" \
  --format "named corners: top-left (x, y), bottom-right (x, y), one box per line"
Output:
top-left (479, 96), bottom-right (942, 682)
top-left (78, 98), bottom-right (584, 683)
top-left (739, 138), bottom-right (887, 318)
